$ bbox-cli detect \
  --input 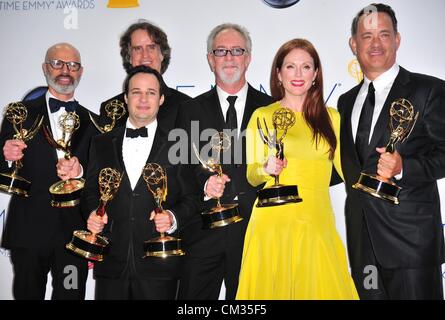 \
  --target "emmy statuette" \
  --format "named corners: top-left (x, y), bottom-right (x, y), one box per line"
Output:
top-left (0, 102), bottom-right (43, 197)
top-left (256, 107), bottom-right (302, 207)
top-left (142, 163), bottom-right (185, 258)
top-left (89, 99), bottom-right (126, 133)
top-left (193, 132), bottom-right (243, 229)
top-left (43, 112), bottom-right (85, 207)
top-left (66, 167), bottom-right (122, 261)
top-left (353, 98), bottom-right (419, 205)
